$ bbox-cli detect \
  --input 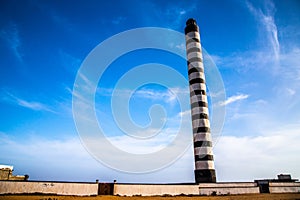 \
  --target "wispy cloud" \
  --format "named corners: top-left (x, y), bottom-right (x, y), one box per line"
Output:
top-left (214, 124), bottom-right (300, 181)
top-left (220, 94), bottom-right (249, 106)
top-left (97, 87), bottom-right (189, 104)
top-left (59, 50), bottom-right (82, 74)
top-left (279, 48), bottom-right (300, 82)
top-left (0, 131), bottom-right (195, 182)
top-left (133, 87), bottom-right (187, 104)
top-left (147, 1), bottom-right (197, 29)
top-left (246, 0), bottom-right (280, 61)
top-left (177, 110), bottom-right (191, 118)
top-left (212, 51), bottom-right (273, 72)
top-left (2, 121), bottom-right (299, 182)
top-left (2, 91), bottom-right (55, 113)
top-left (107, 130), bottom-right (175, 154)
top-left (0, 133), bottom-right (103, 181)
top-left (0, 22), bottom-right (23, 62)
